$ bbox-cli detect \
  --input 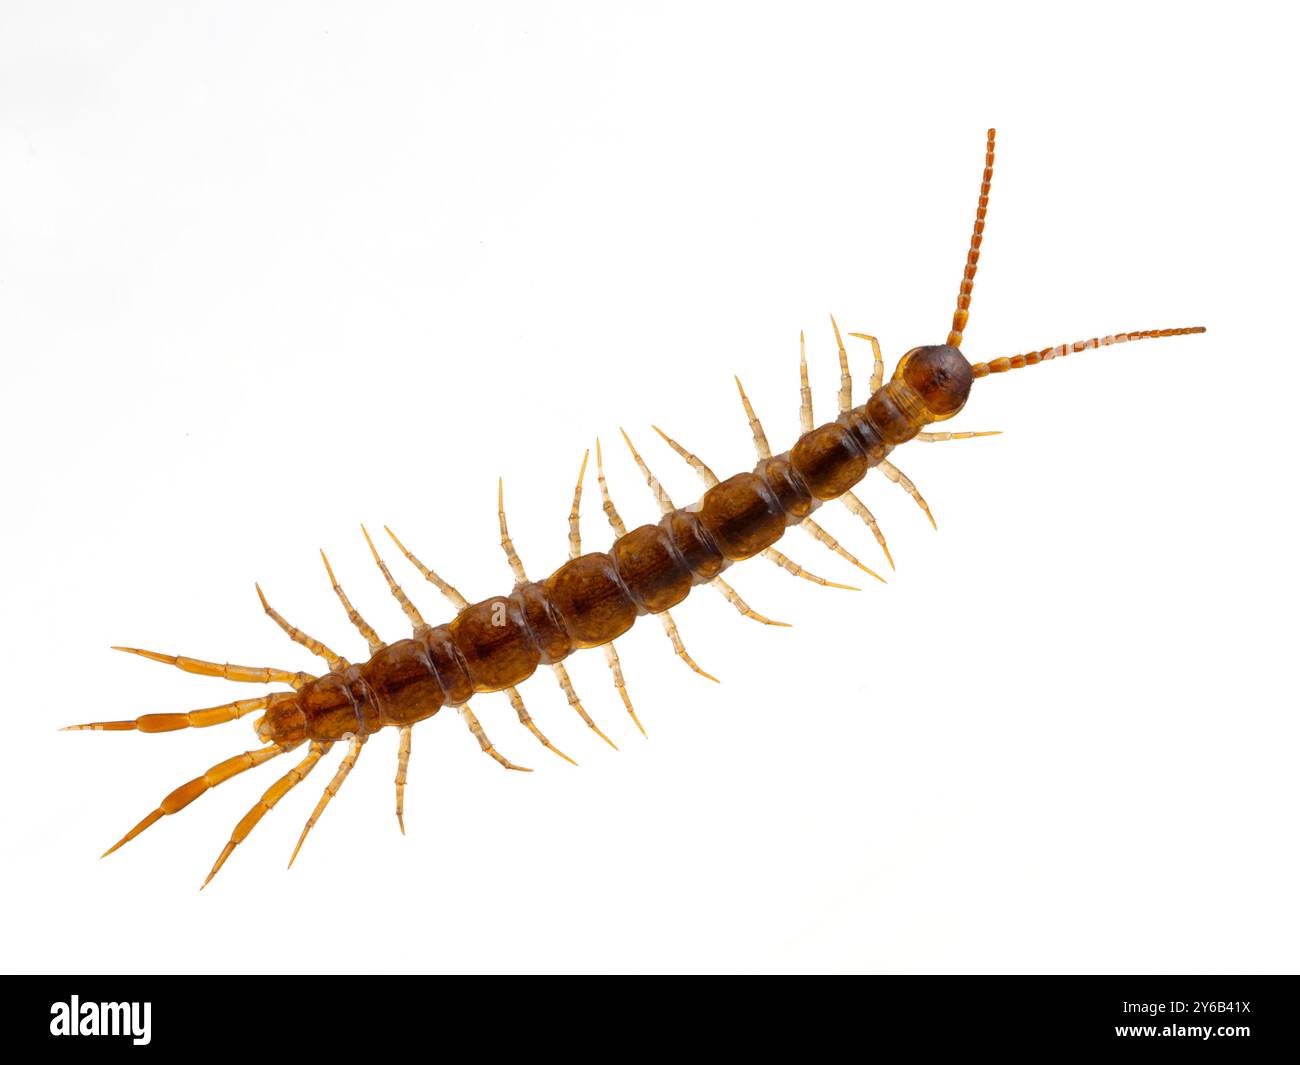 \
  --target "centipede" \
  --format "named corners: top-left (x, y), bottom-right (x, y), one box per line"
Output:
top-left (66, 129), bottom-right (1206, 887)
